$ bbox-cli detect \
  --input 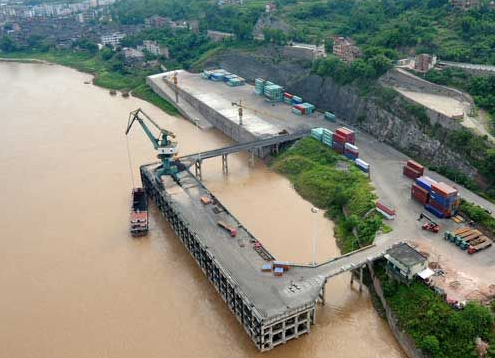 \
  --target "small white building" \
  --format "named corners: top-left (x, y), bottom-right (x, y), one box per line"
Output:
top-left (384, 243), bottom-right (427, 282)
top-left (101, 32), bottom-right (125, 47)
